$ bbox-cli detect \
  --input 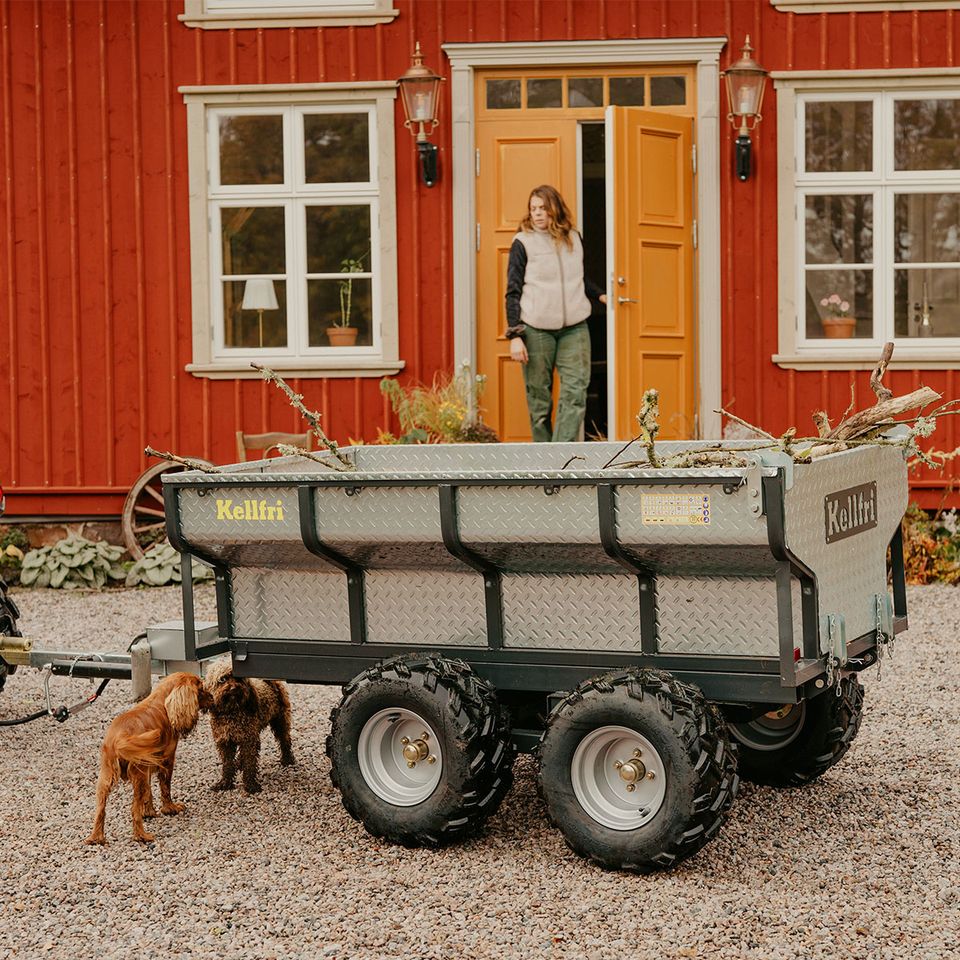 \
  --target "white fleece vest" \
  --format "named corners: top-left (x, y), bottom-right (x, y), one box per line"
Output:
top-left (515, 228), bottom-right (591, 331)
